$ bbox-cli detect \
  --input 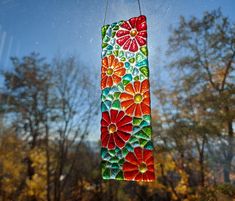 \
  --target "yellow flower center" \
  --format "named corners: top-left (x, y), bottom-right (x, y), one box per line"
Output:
top-left (109, 124), bottom-right (116, 134)
top-left (107, 68), bottom-right (113, 76)
top-left (139, 162), bottom-right (147, 173)
top-left (134, 94), bottom-right (142, 103)
top-left (130, 29), bottom-right (138, 37)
